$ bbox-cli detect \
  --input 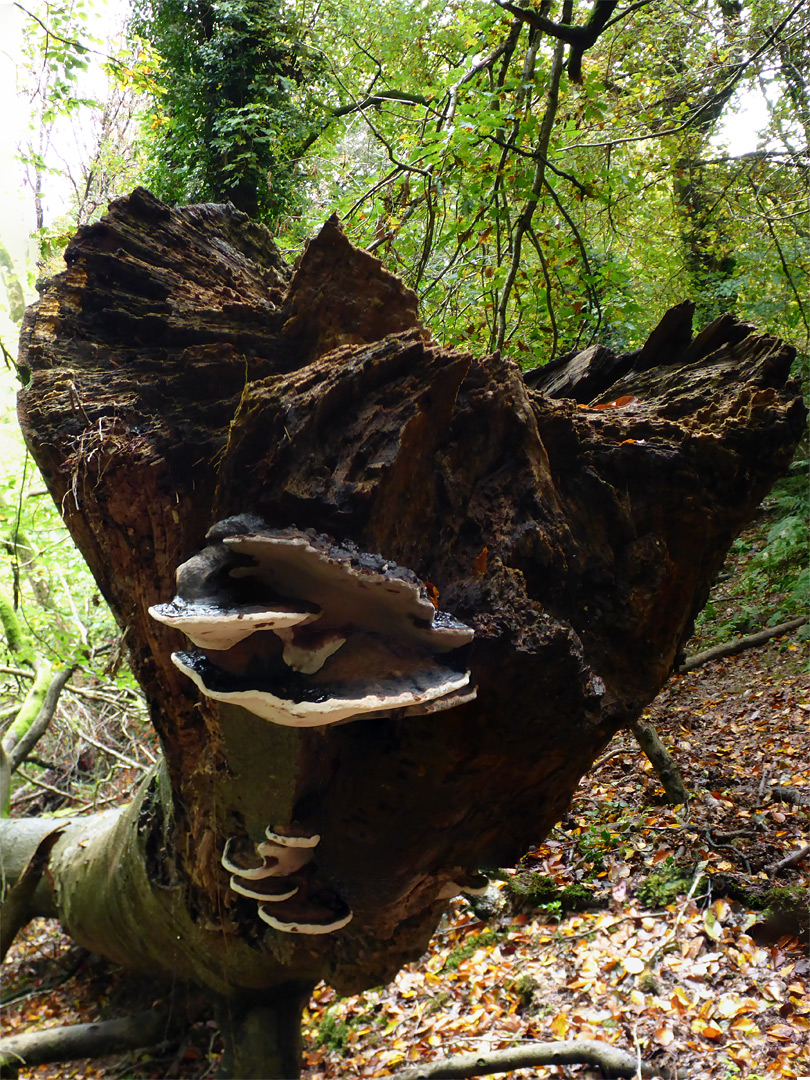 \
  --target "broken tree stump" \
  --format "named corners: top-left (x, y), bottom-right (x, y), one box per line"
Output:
top-left (3, 189), bottom-right (804, 1072)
